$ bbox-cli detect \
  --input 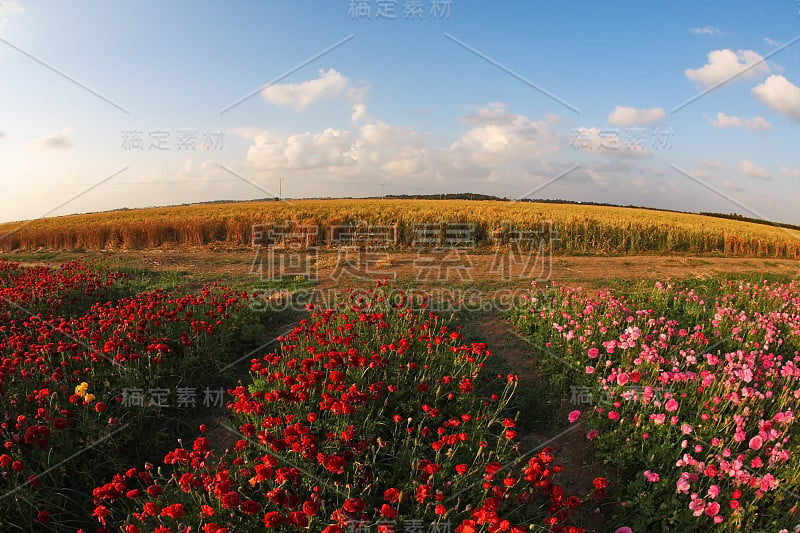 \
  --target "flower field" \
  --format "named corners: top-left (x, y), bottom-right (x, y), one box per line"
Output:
top-left (2, 256), bottom-right (799, 532)
top-left (511, 277), bottom-right (800, 531)
top-left (0, 260), bottom-right (265, 530)
top-left (88, 284), bottom-right (597, 532)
